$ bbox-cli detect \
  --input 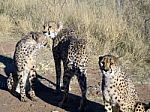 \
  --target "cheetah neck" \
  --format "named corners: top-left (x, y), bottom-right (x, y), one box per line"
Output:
top-left (52, 28), bottom-right (75, 47)
top-left (102, 67), bottom-right (122, 84)
top-left (53, 35), bottom-right (66, 47)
